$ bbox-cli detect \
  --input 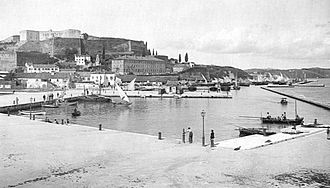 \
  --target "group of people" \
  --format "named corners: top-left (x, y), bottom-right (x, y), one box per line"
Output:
top-left (45, 117), bottom-right (69, 125)
top-left (182, 127), bottom-right (215, 147)
top-left (266, 112), bottom-right (287, 120)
